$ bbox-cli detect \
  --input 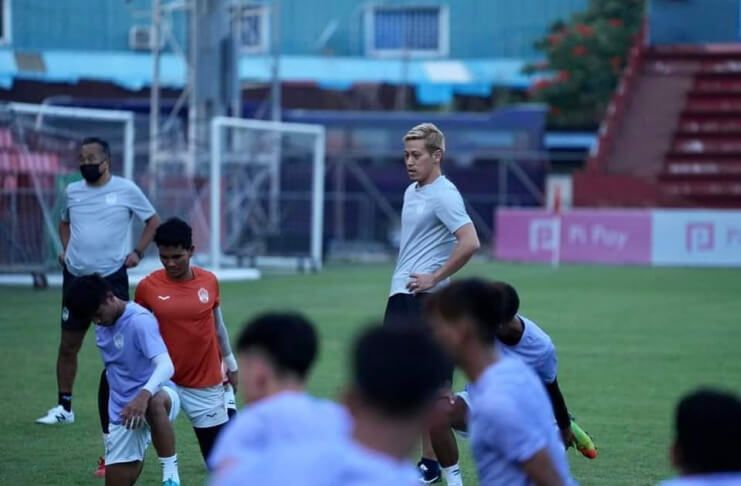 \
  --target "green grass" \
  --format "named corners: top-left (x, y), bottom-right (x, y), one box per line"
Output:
top-left (1, 261), bottom-right (740, 485)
